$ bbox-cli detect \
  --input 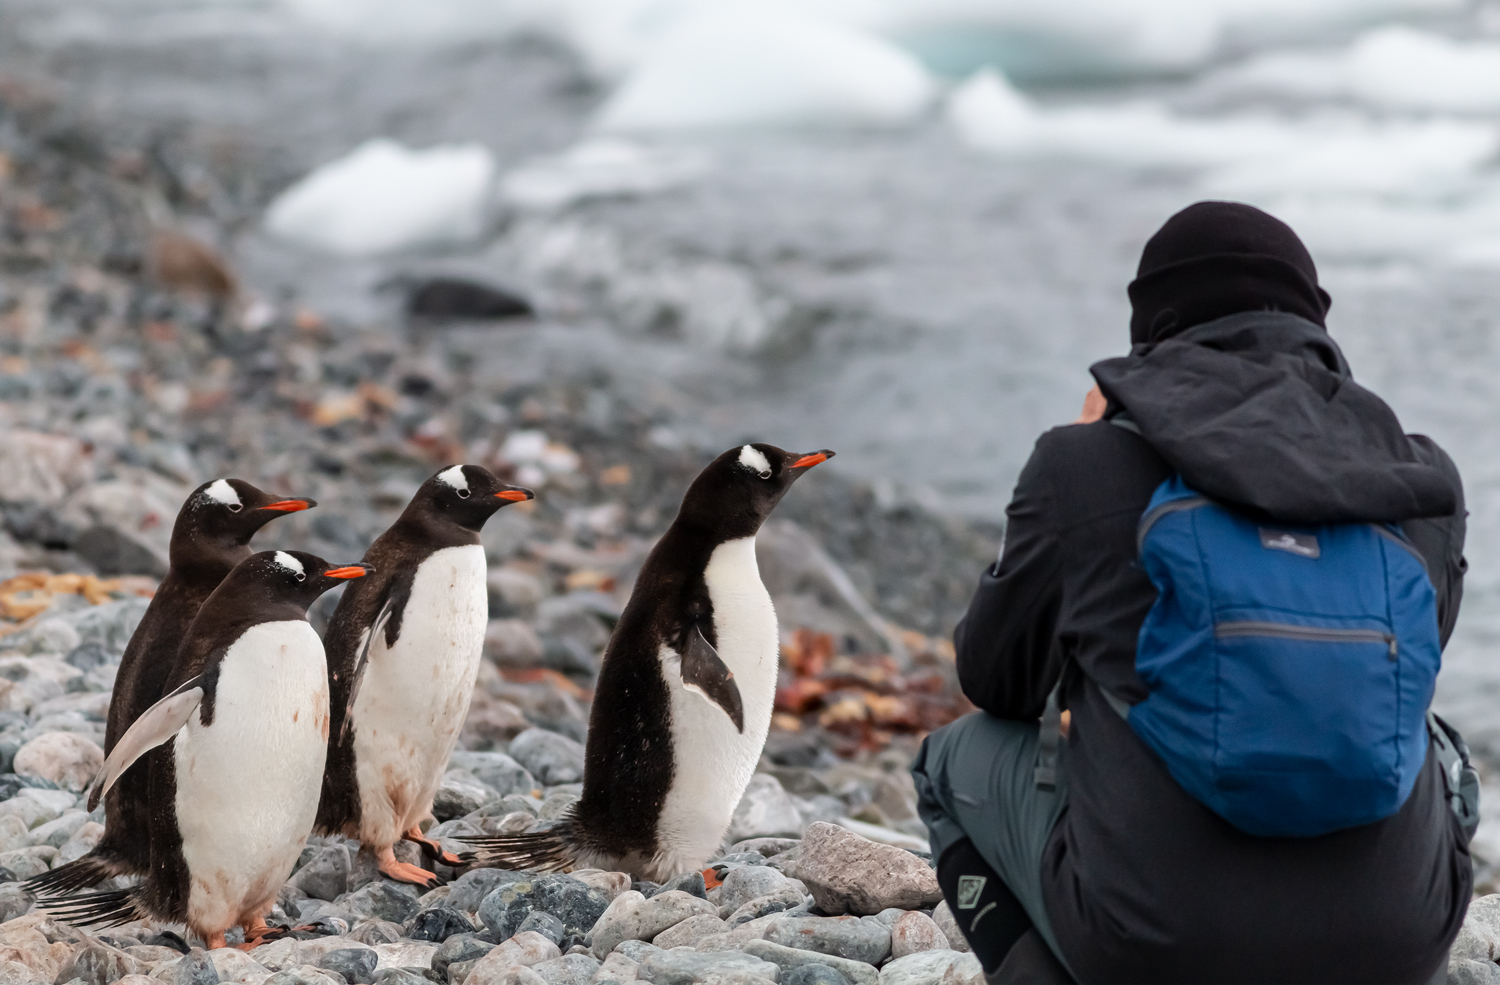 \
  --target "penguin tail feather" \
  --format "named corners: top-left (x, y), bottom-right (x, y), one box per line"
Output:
top-left (34, 888), bottom-right (142, 928)
top-left (457, 818), bottom-right (577, 873)
top-left (23, 855), bottom-right (119, 897)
